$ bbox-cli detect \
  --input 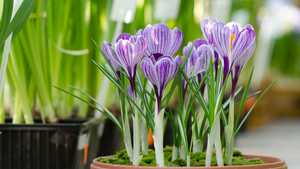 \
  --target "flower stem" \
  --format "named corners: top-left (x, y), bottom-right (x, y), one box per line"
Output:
top-left (172, 145), bottom-right (179, 161)
top-left (132, 111), bottom-right (141, 165)
top-left (225, 97), bottom-right (235, 165)
top-left (186, 154), bottom-right (191, 167)
top-left (214, 117), bottom-right (224, 166)
top-left (205, 115), bottom-right (224, 166)
top-left (192, 110), bottom-right (204, 153)
top-left (192, 122), bottom-right (200, 153)
top-left (140, 118), bottom-right (148, 155)
top-left (205, 132), bottom-right (214, 167)
top-left (179, 144), bottom-right (186, 159)
top-left (123, 110), bottom-right (133, 162)
top-left (192, 137), bottom-right (202, 153)
top-left (153, 99), bottom-right (164, 167)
